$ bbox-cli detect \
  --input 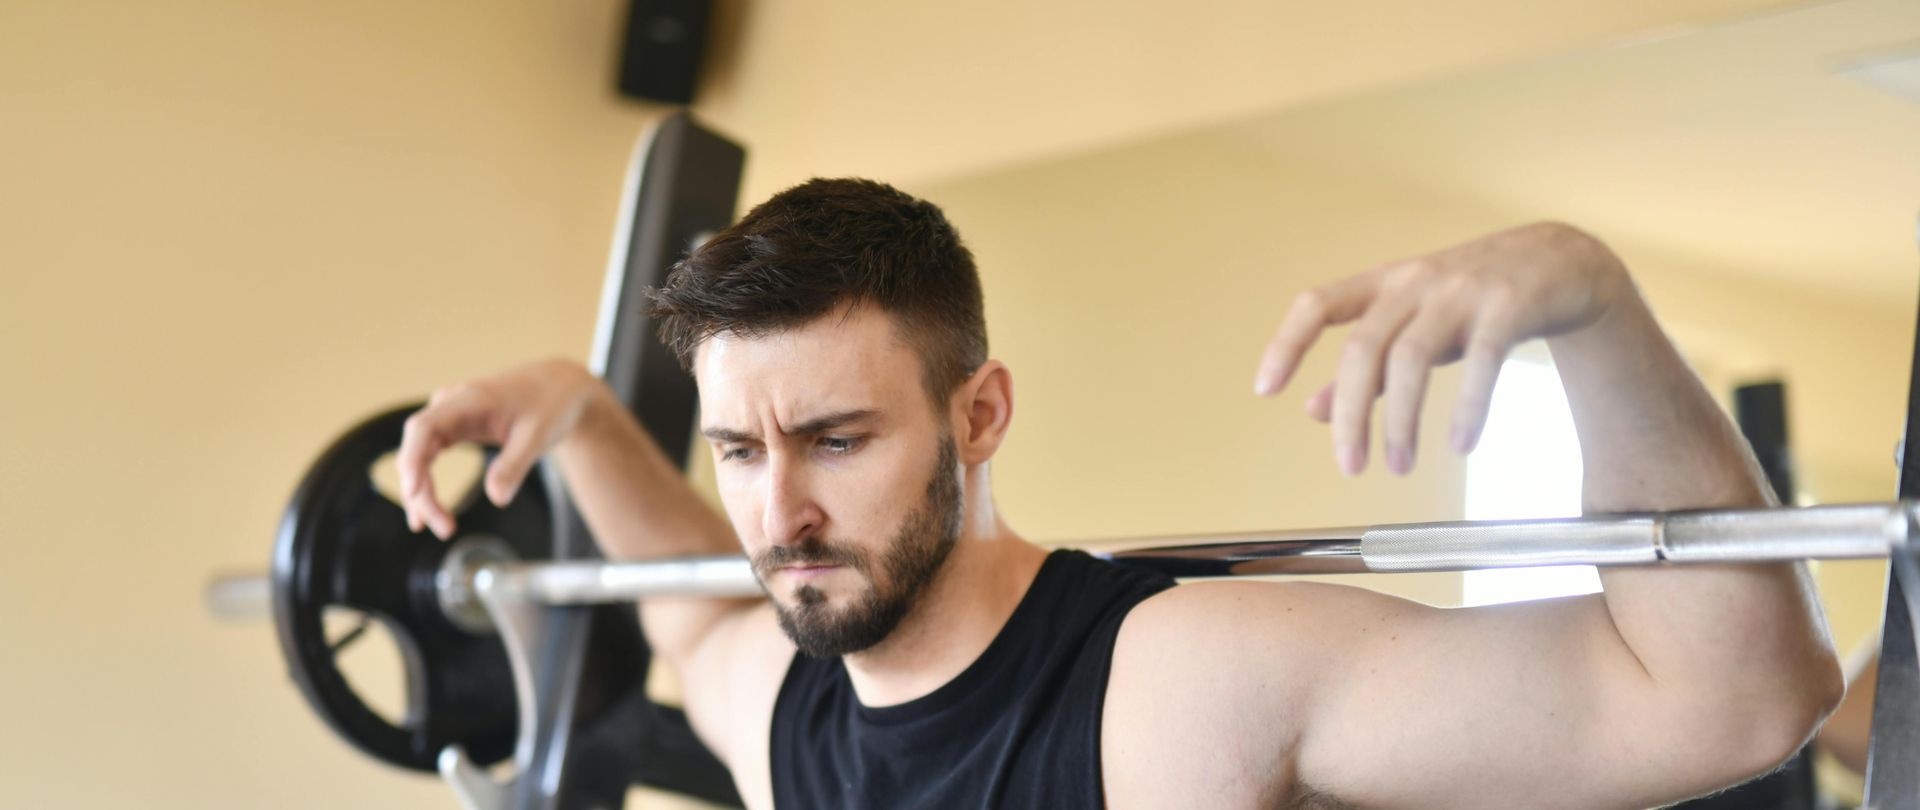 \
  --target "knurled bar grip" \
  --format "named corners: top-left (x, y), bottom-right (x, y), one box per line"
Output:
top-left (1361, 502), bottom-right (1909, 573)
